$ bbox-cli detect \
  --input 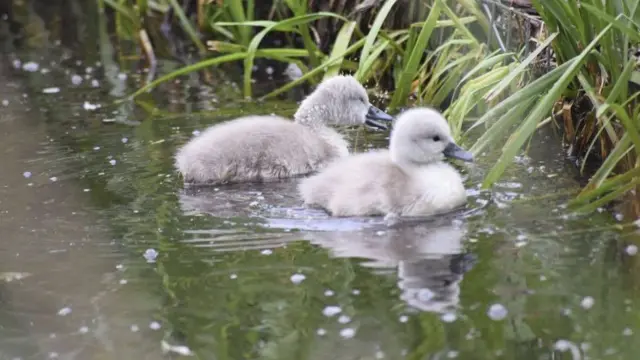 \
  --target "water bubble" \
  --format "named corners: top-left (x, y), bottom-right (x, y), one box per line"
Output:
top-left (338, 315), bottom-right (351, 324)
top-left (2, 99), bottom-right (8, 106)
top-left (554, 340), bottom-right (571, 352)
top-left (265, 66), bottom-right (274, 75)
top-left (161, 341), bottom-right (193, 356)
top-left (118, 73), bottom-right (128, 80)
top-left (441, 312), bottom-right (457, 323)
top-left (626, 245), bottom-right (638, 256)
top-left (84, 188), bottom-right (90, 192)
top-left (447, 351), bottom-right (459, 358)
top-left (23, 171), bottom-right (32, 178)
top-left (83, 101), bottom-right (100, 111)
top-left (487, 304), bottom-right (508, 321)
top-left (119, 279), bottom-right (128, 285)
top-left (116, 264), bottom-right (124, 270)
top-left (418, 288), bottom-right (435, 302)
top-left (143, 248), bottom-right (158, 262)
top-left (229, 273), bottom-right (237, 279)
top-left (316, 328), bottom-right (326, 336)
top-left (79, 326), bottom-right (89, 334)
top-left (150, 321), bottom-right (162, 330)
top-left (322, 306), bottom-right (342, 317)
top-left (57, 307), bottom-right (72, 316)
top-left (580, 296), bottom-right (594, 310)
top-left (42, 87), bottom-right (60, 94)
top-left (91, 79), bottom-right (100, 87)
top-left (339, 328), bottom-right (356, 339)
top-left (192, 130), bottom-right (201, 136)
top-left (260, 249), bottom-right (272, 255)
top-left (515, 234), bottom-right (528, 247)
top-left (615, 213), bottom-right (624, 221)
top-left (22, 62), bottom-right (39, 72)
top-left (109, 159), bottom-right (117, 166)
top-left (12, 59), bottom-right (21, 69)
top-left (399, 315), bottom-right (409, 323)
top-left (121, 137), bottom-right (129, 144)
top-left (49, 177), bottom-right (58, 182)
top-left (623, 328), bottom-right (633, 336)
top-left (93, 146), bottom-right (100, 151)
top-left (352, 289), bottom-right (360, 295)
top-left (290, 273), bottom-right (306, 284)
top-left (375, 351), bottom-right (385, 359)
top-left (324, 289), bottom-right (334, 297)
top-left (71, 74), bottom-right (83, 85)
top-left (130, 324), bottom-right (139, 332)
